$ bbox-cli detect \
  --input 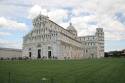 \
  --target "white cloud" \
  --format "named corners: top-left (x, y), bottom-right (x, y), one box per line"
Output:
top-left (0, 1), bottom-right (29, 18)
top-left (105, 32), bottom-right (125, 40)
top-left (48, 9), bottom-right (68, 23)
top-left (70, 15), bottom-right (97, 36)
top-left (28, 5), bottom-right (48, 19)
top-left (59, 22), bottom-right (69, 29)
top-left (0, 17), bottom-right (28, 31)
top-left (98, 15), bottom-right (125, 40)
top-left (28, 5), bottom-right (69, 24)
top-left (0, 32), bottom-right (11, 36)
top-left (26, 0), bottom-right (82, 8)
top-left (0, 39), bottom-right (22, 49)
